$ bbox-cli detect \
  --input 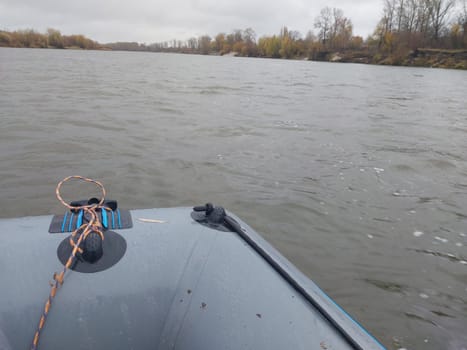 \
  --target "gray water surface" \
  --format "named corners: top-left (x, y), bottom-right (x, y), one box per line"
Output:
top-left (1, 47), bottom-right (466, 350)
